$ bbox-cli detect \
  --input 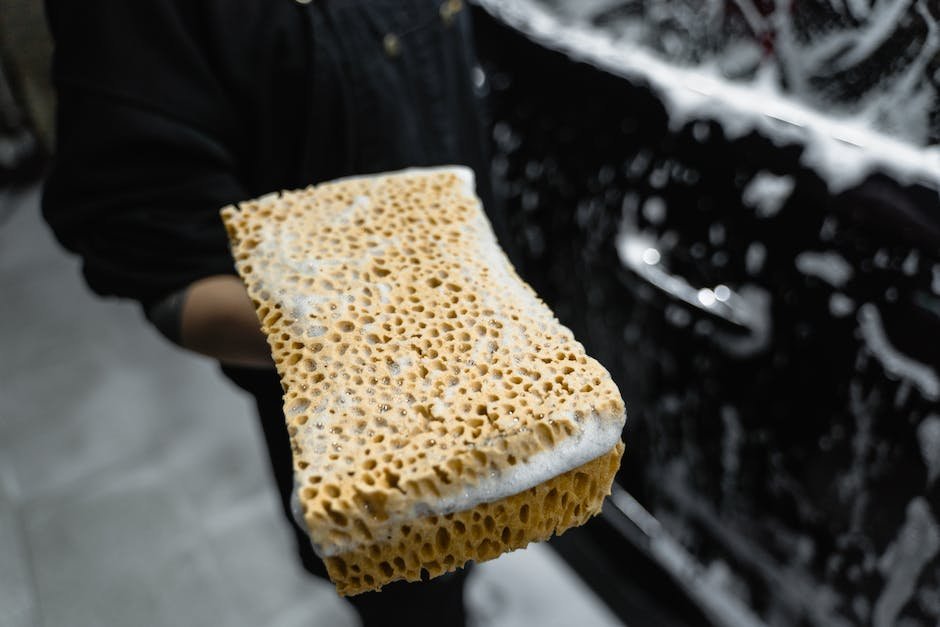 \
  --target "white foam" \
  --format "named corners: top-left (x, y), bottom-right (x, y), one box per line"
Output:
top-left (478, 0), bottom-right (940, 192)
top-left (917, 414), bottom-right (940, 485)
top-left (423, 410), bottom-right (624, 515)
top-left (742, 172), bottom-right (795, 219)
top-left (873, 497), bottom-right (940, 627)
top-left (829, 293), bottom-right (856, 318)
top-left (641, 196), bottom-right (667, 224)
top-left (745, 242), bottom-right (766, 276)
top-left (858, 304), bottom-right (940, 401)
top-left (329, 165), bottom-right (475, 193)
top-left (317, 407), bottom-right (625, 556)
top-left (795, 251), bottom-right (854, 288)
